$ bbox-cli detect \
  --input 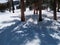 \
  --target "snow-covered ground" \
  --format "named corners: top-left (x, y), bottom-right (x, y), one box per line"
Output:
top-left (0, 0), bottom-right (7, 3)
top-left (0, 0), bottom-right (19, 3)
top-left (0, 8), bottom-right (60, 45)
